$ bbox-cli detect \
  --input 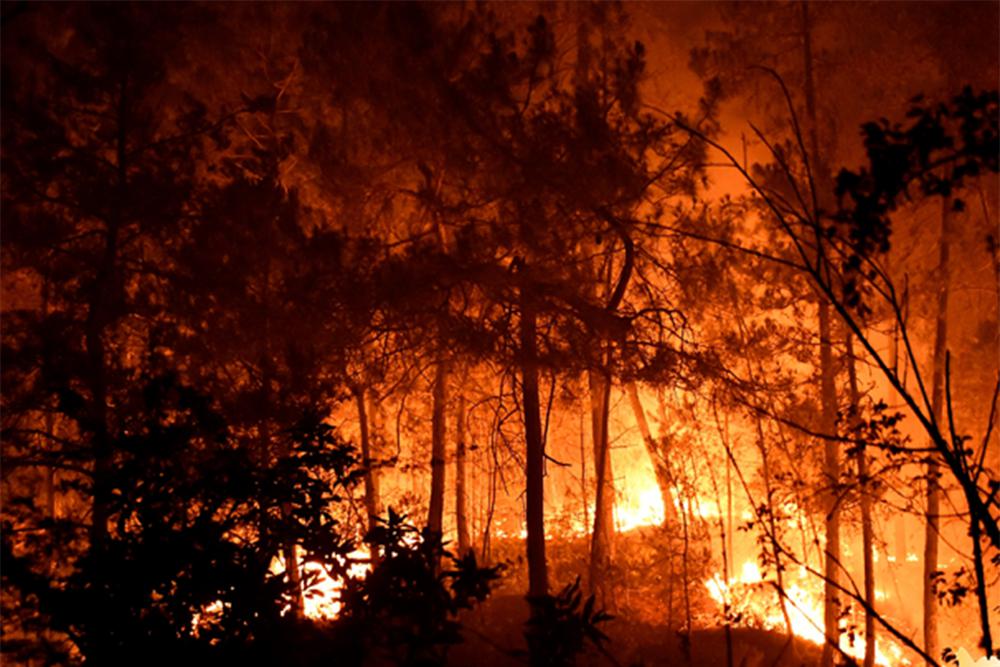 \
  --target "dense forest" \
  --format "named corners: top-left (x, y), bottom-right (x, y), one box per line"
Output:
top-left (1, 2), bottom-right (998, 666)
